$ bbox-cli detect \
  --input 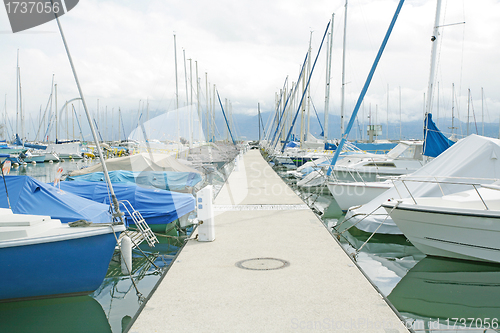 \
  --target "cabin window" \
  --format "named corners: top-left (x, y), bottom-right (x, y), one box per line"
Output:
top-left (363, 162), bottom-right (396, 167)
